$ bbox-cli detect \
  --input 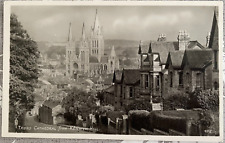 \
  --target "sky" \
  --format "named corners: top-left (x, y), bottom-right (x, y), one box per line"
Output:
top-left (11, 6), bottom-right (215, 45)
